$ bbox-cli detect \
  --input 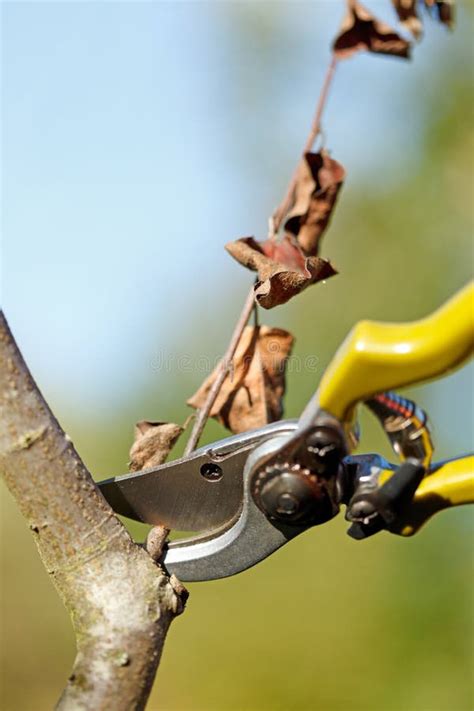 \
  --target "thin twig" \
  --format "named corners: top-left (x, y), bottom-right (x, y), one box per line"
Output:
top-left (270, 54), bottom-right (338, 236)
top-left (184, 286), bottom-right (256, 454)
